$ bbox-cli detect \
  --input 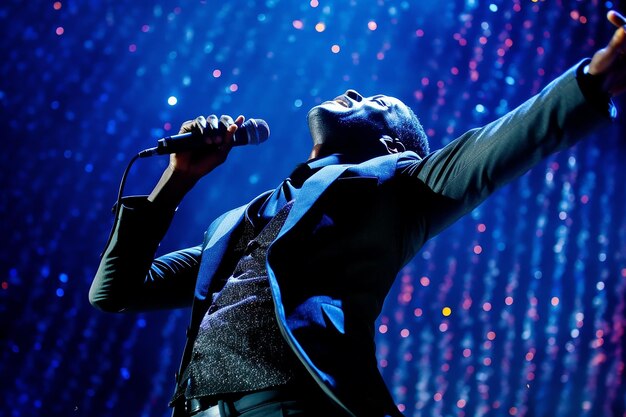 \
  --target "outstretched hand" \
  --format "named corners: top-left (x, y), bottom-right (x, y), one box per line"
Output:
top-left (588, 10), bottom-right (626, 96)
